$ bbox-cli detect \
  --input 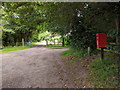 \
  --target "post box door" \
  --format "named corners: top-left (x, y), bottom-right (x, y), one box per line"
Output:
top-left (96, 33), bottom-right (107, 48)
